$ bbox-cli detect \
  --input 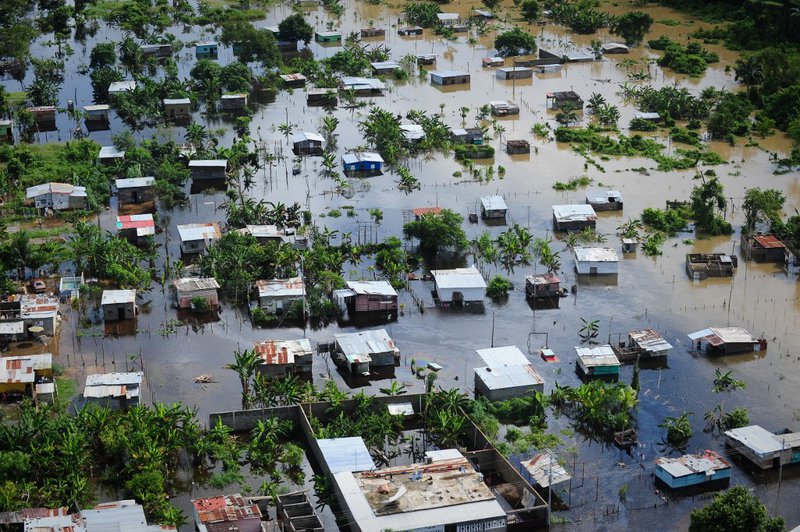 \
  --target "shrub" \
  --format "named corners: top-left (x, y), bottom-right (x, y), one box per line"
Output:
top-left (486, 275), bottom-right (511, 298)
